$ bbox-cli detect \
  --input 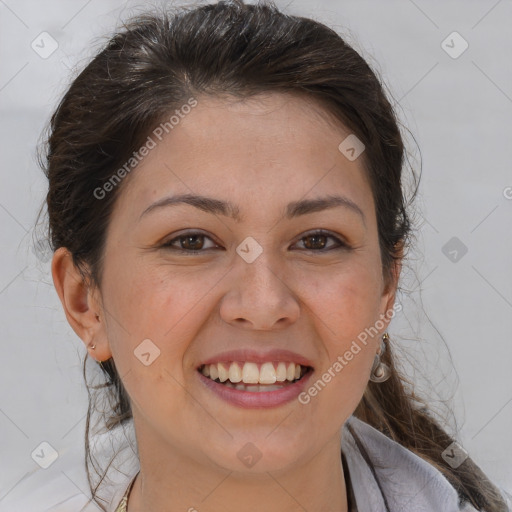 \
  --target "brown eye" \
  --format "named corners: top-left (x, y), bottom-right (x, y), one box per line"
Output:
top-left (302, 233), bottom-right (328, 250)
top-left (294, 230), bottom-right (347, 252)
top-left (162, 232), bottom-right (219, 254)
top-left (179, 234), bottom-right (205, 251)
